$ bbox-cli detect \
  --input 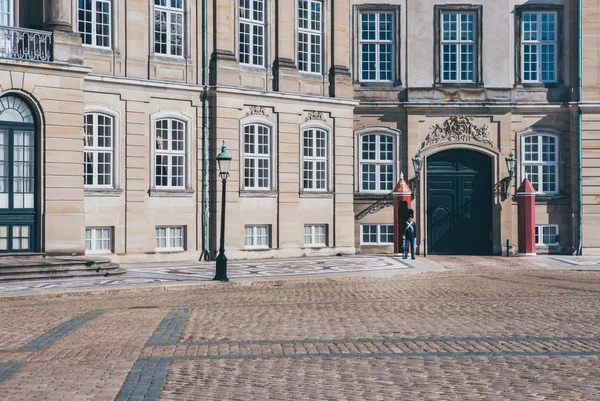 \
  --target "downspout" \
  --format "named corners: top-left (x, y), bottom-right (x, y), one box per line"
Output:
top-left (200, 0), bottom-right (210, 260)
top-left (577, 0), bottom-right (583, 255)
